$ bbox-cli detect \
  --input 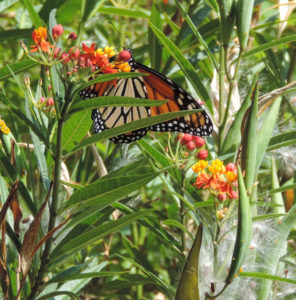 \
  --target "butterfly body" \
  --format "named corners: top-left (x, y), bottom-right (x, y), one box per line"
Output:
top-left (80, 50), bottom-right (213, 143)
